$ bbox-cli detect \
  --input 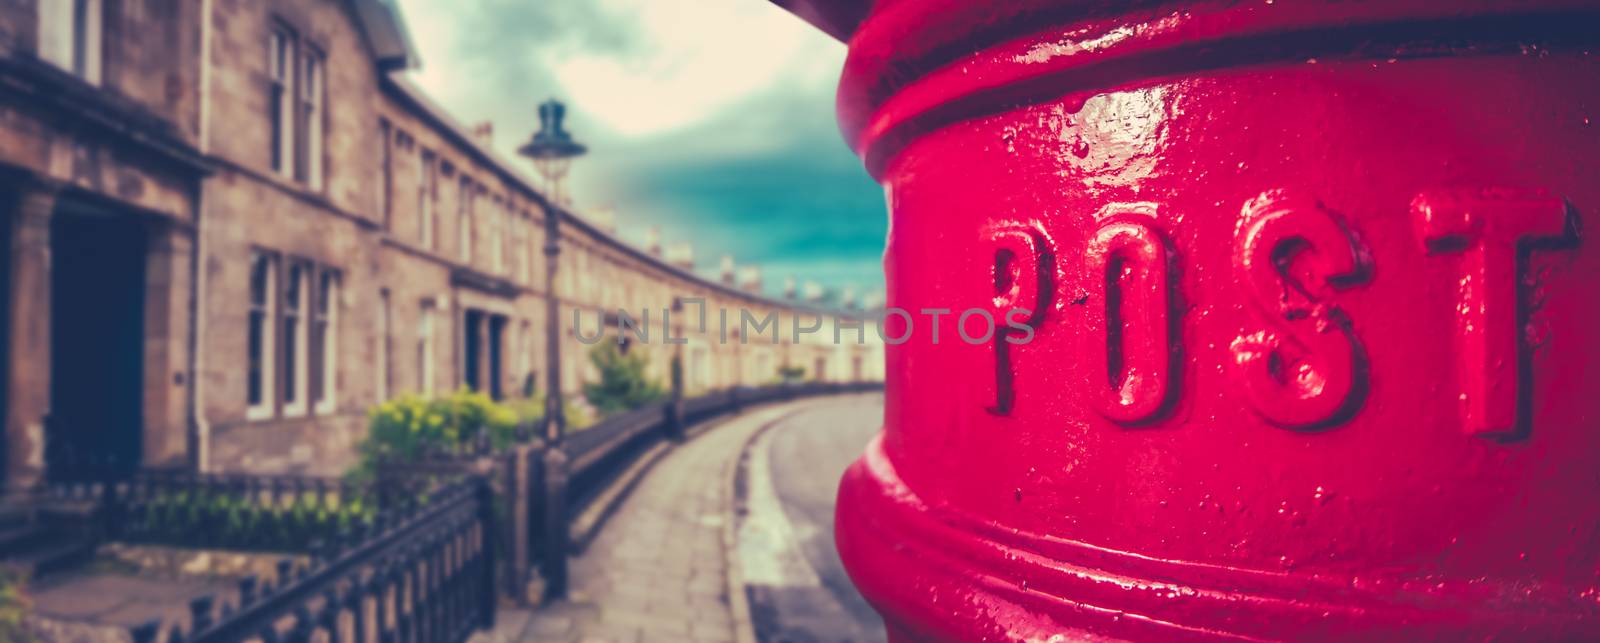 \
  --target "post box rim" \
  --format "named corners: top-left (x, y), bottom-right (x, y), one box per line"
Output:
top-left (835, 0), bottom-right (1600, 179)
top-left (837, 435), bottom-right (1600, 640)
